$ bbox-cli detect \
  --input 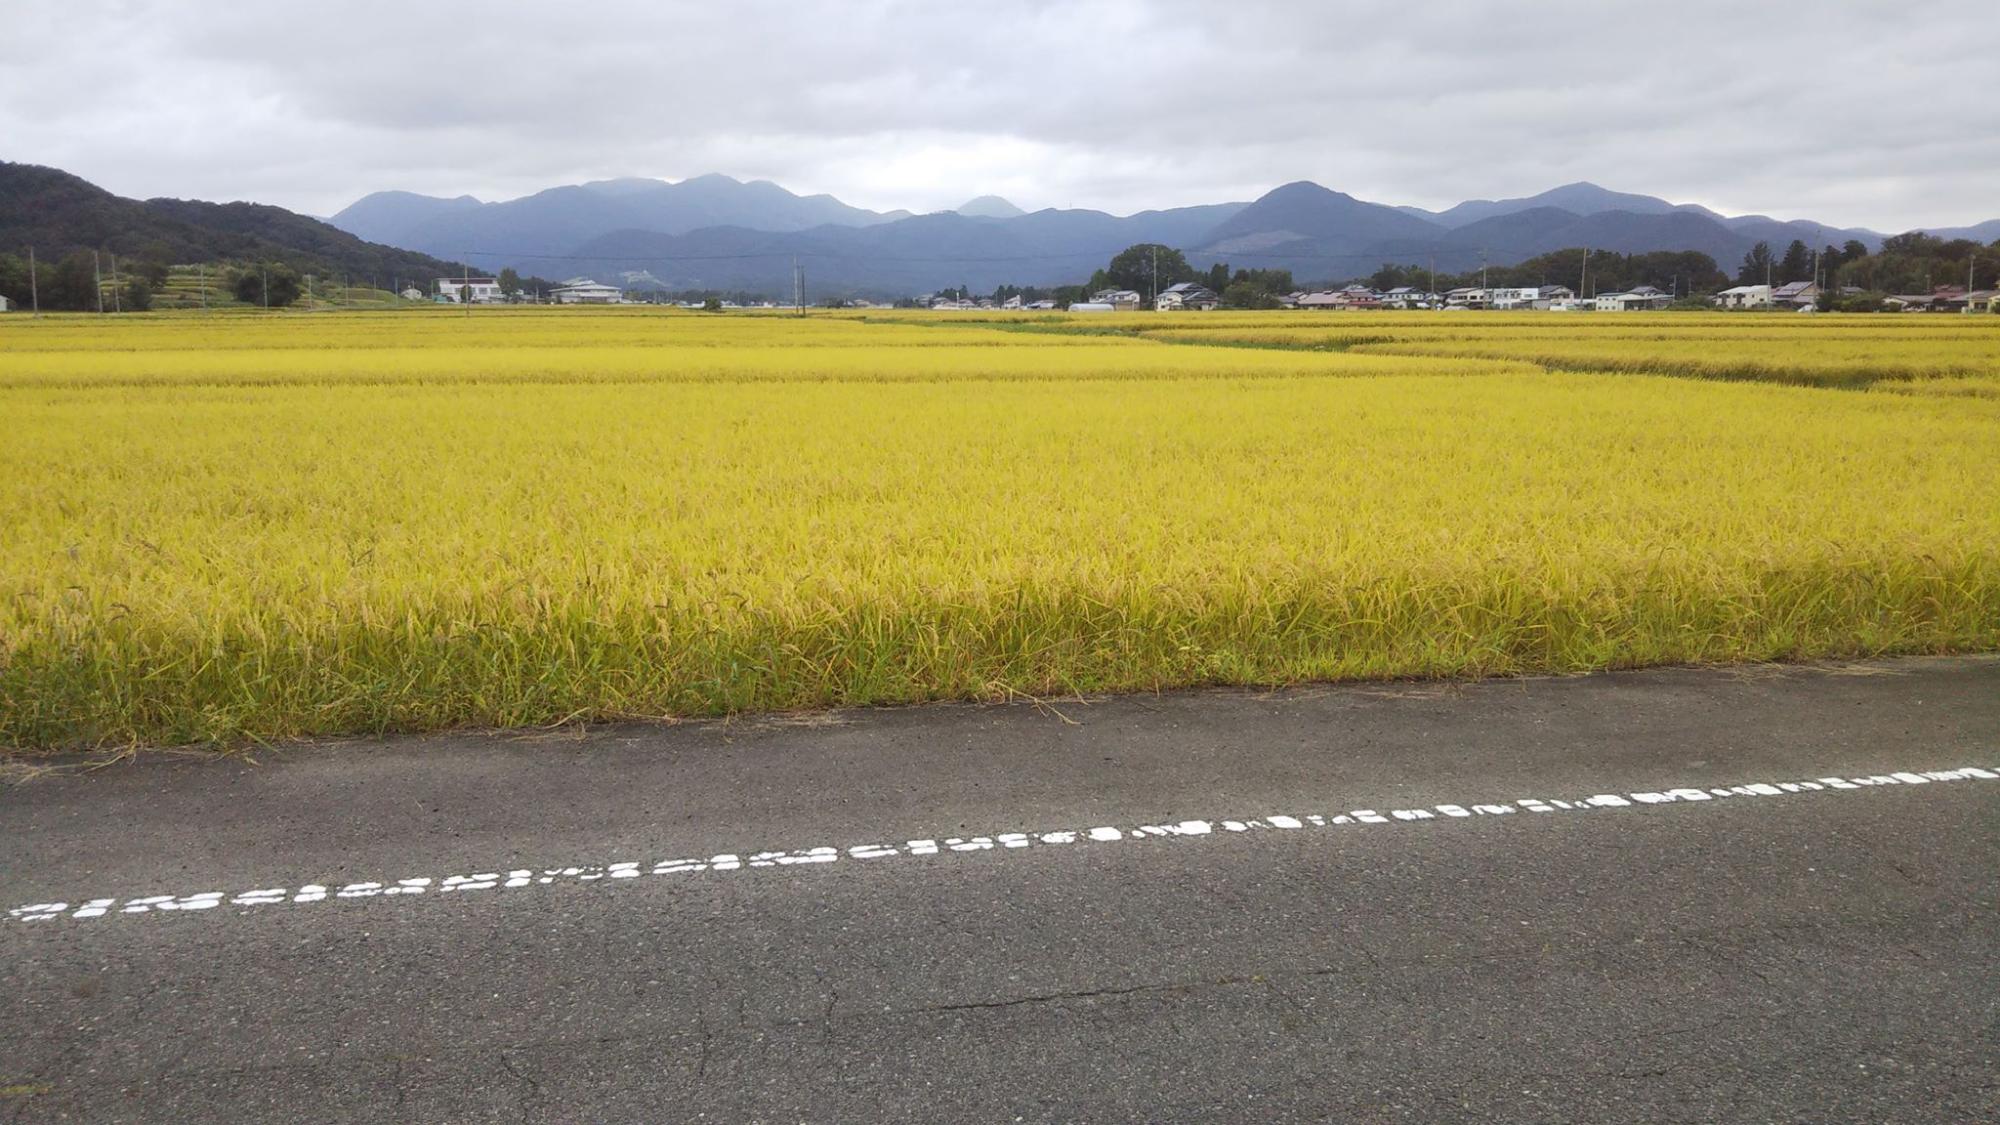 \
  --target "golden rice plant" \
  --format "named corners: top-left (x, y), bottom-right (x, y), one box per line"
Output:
top-left (2, 308), bottom-right (1996, 749)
